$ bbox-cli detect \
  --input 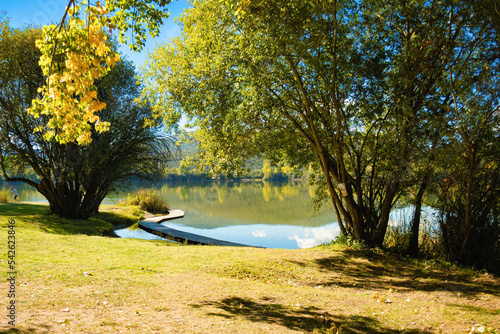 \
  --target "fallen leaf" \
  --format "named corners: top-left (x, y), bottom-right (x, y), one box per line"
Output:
top-left (472, 325), bottom-right (485, 333)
